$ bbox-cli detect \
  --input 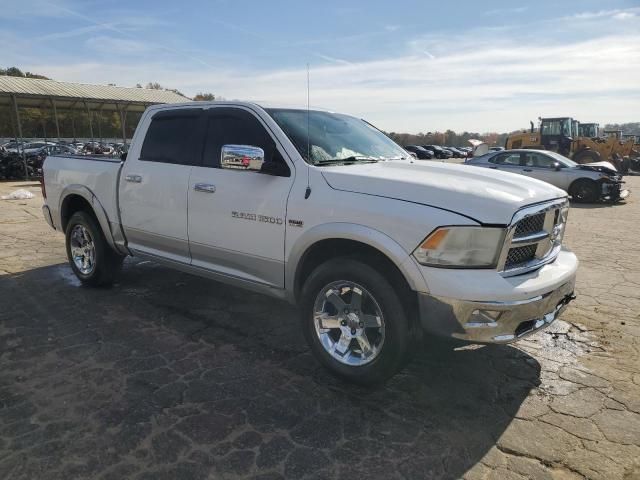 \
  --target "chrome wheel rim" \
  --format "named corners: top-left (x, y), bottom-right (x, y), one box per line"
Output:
top-left (69, 225), bottom-right (96, 275)
top-left (313, 281), bottom-right (385, 366)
